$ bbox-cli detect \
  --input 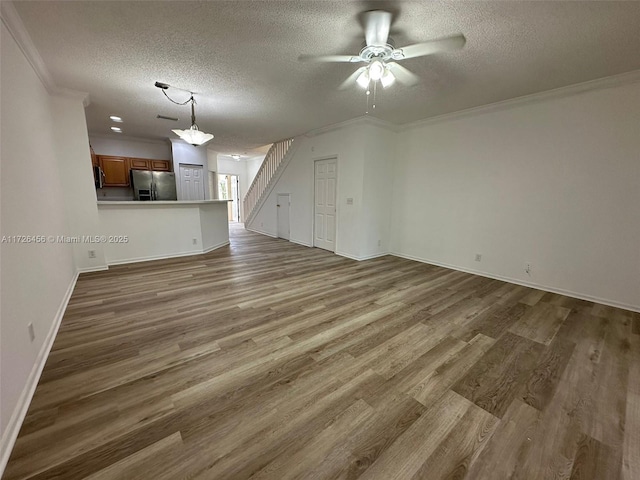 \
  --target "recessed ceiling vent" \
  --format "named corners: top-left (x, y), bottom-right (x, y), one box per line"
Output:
top-left (156, 114), bottom-right (179, 121)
